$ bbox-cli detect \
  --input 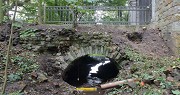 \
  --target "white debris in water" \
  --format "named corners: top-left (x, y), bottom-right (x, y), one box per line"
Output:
top-left (89, 60), bottom-right (110, 75)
